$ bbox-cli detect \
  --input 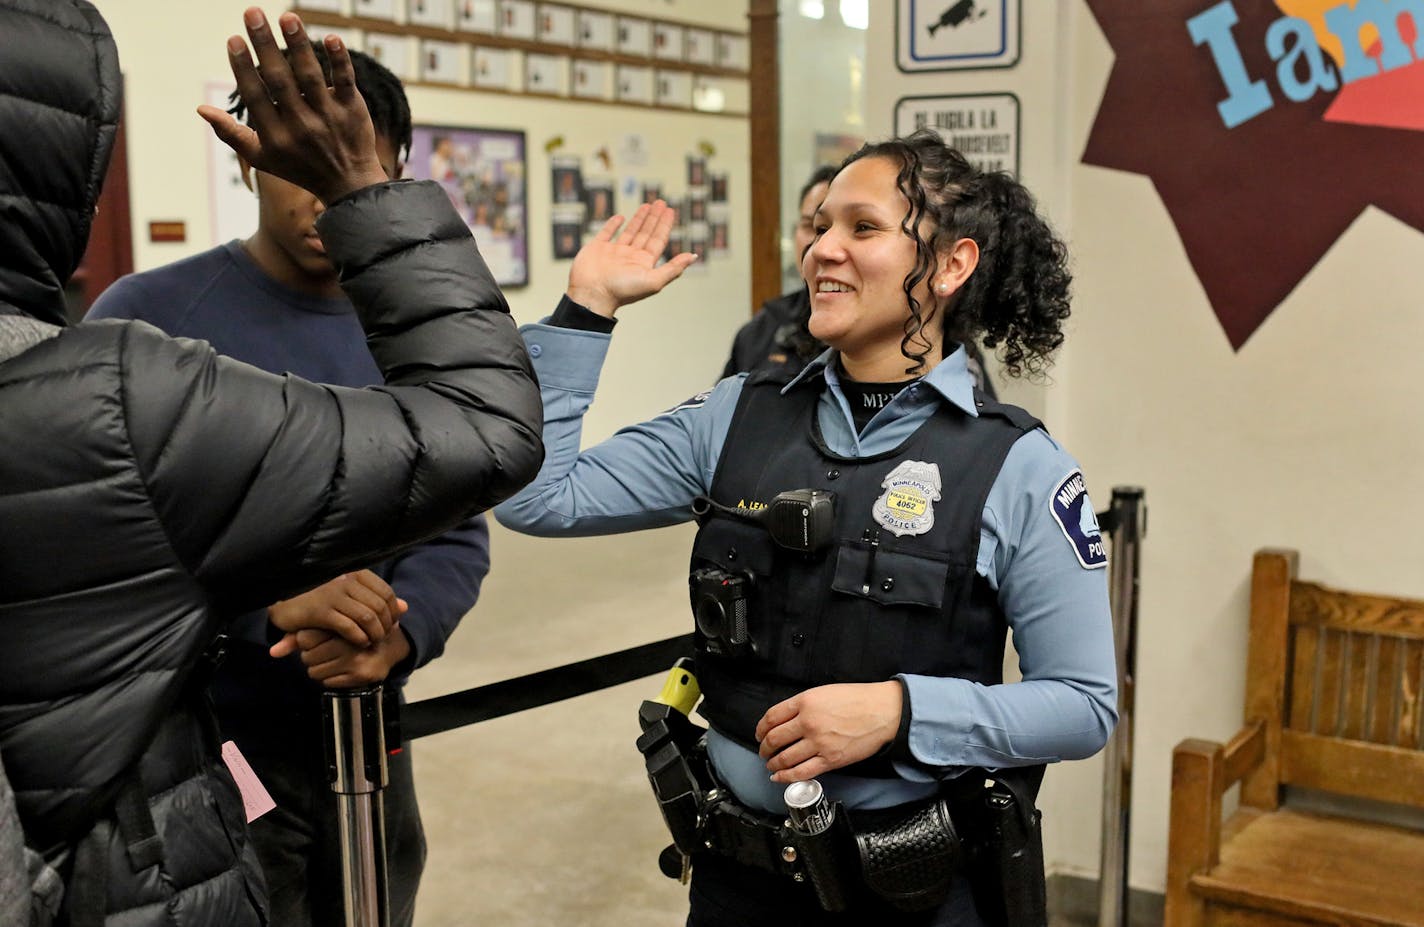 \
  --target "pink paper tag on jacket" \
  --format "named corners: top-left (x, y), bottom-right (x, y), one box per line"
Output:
top-left (220, 740), bottom-right (276, 823)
